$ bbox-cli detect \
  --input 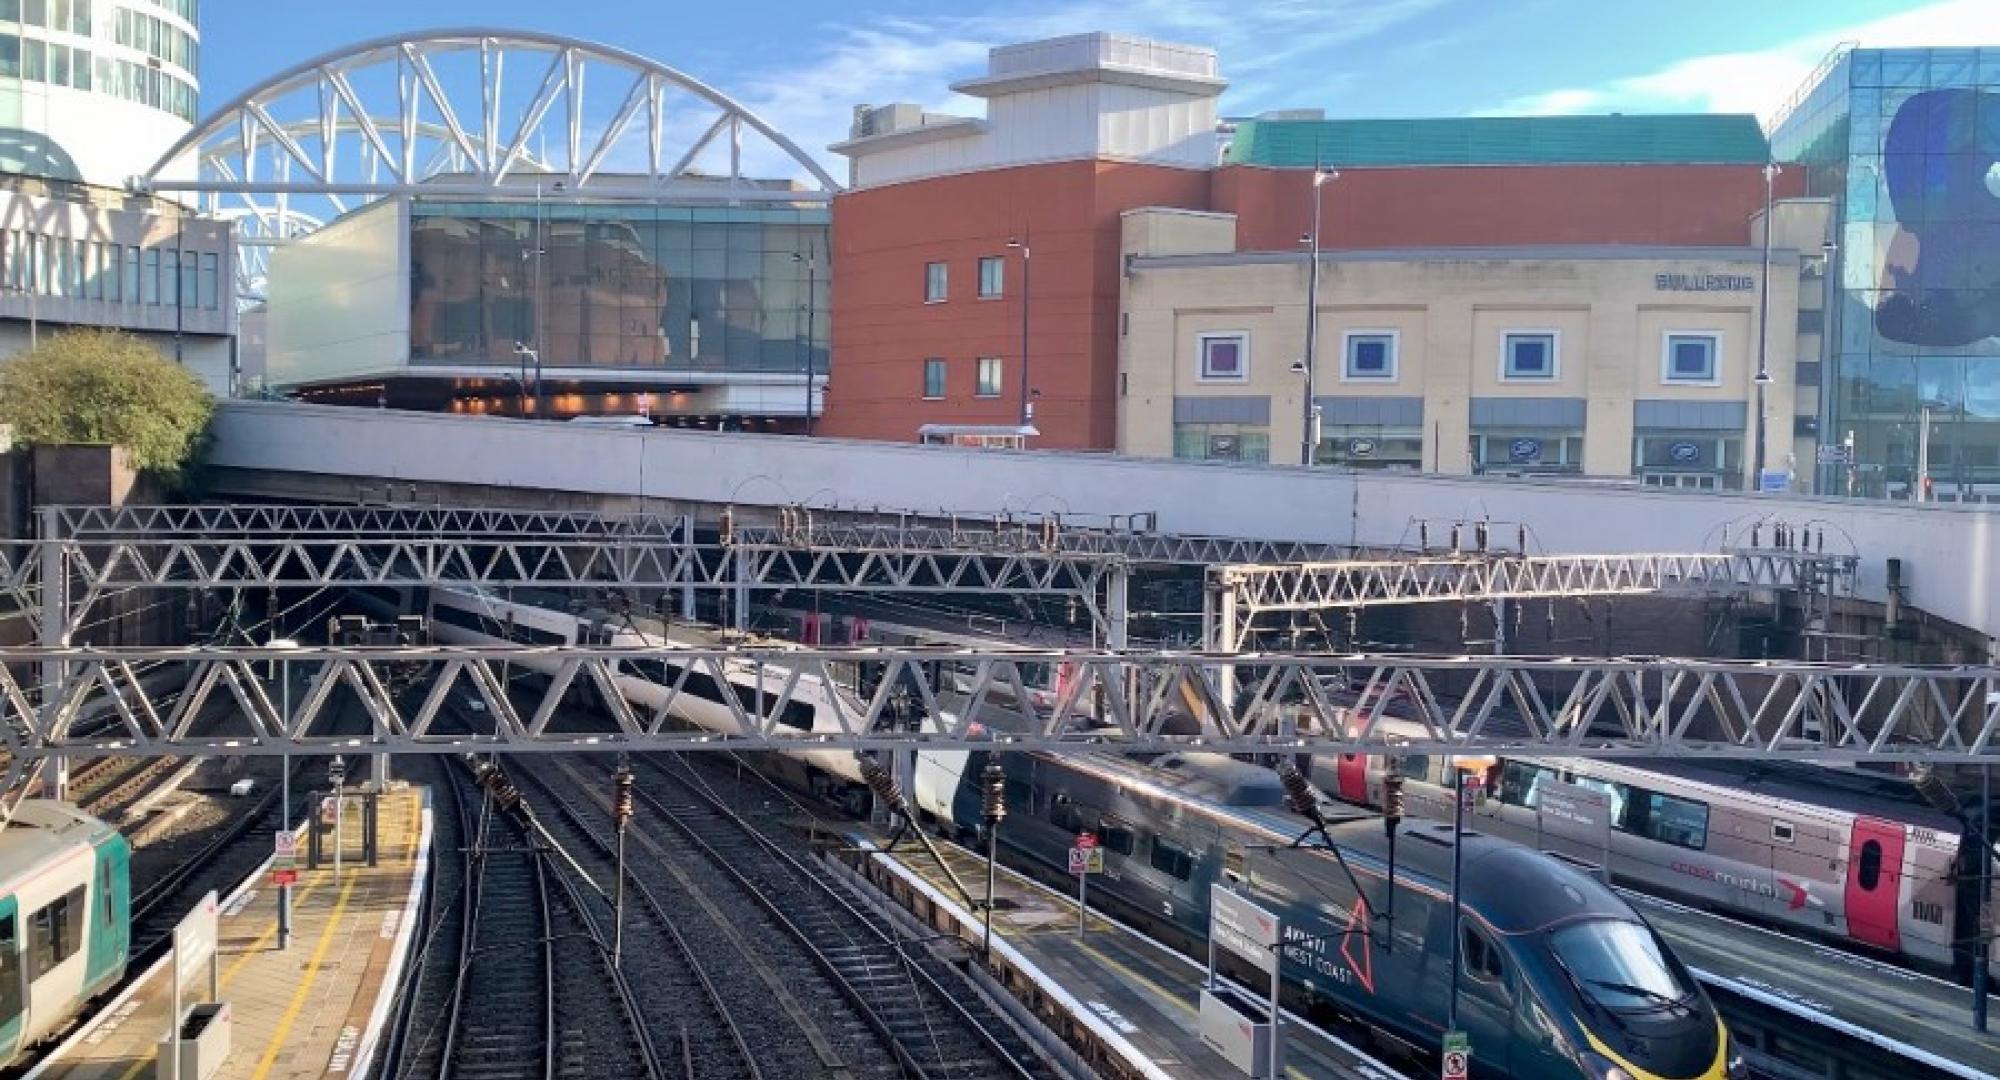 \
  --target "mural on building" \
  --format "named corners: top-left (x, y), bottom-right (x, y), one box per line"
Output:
top-left (1875, 88), bottom-right (2000, 348)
